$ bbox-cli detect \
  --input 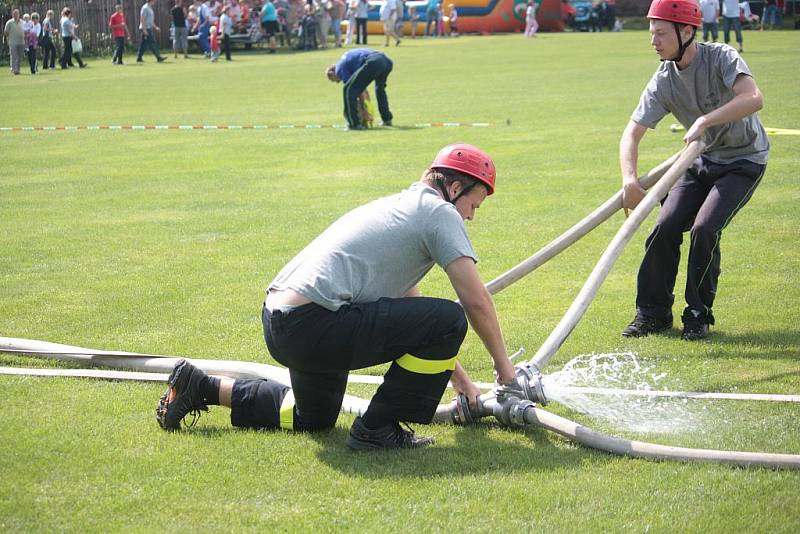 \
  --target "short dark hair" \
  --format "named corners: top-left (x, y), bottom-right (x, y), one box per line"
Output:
top-left (422, 167), bottom-right (484, 194)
